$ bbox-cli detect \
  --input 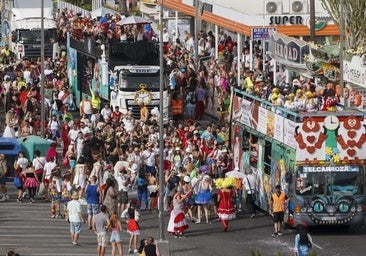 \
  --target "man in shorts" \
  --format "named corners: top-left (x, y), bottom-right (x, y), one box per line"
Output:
top-left (0, 154), bottom-right (9, 202)
top-left (93, 205), bottom-right (110, 256)
top-left (270, 184), bottom-right (288, 237)
top-left (66, 192), bottom-right (84, 246)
